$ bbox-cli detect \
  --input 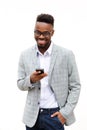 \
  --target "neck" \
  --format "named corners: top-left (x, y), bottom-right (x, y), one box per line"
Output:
top-left (38, 41), bottom-right (51, 54)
